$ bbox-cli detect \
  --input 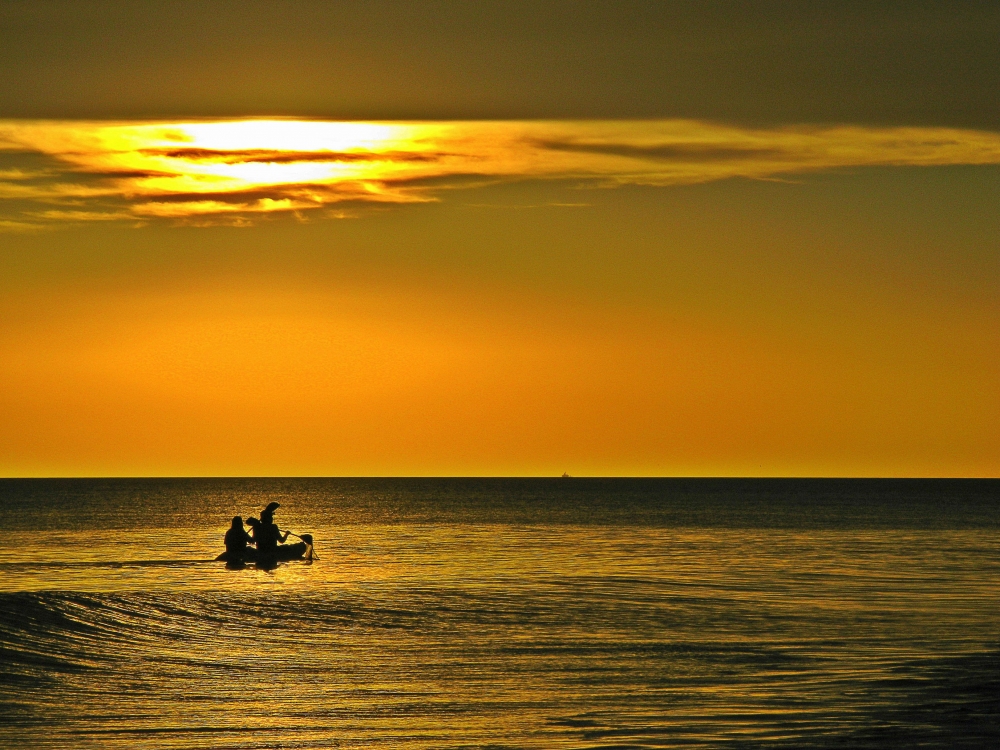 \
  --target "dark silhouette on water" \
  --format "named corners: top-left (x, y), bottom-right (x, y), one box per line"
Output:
top-left (245, 516), bottom-right (262, 549)
top-left (255, 503), bottom-right (291, 569)
top-left (296, 533), bottom-right (317, 560)
top-left (220, 516), bottom-right (252, 568)
top-left (215, 504), bottom-right (312, 568)
top-left (258, 504), bottom-right (291, 552)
